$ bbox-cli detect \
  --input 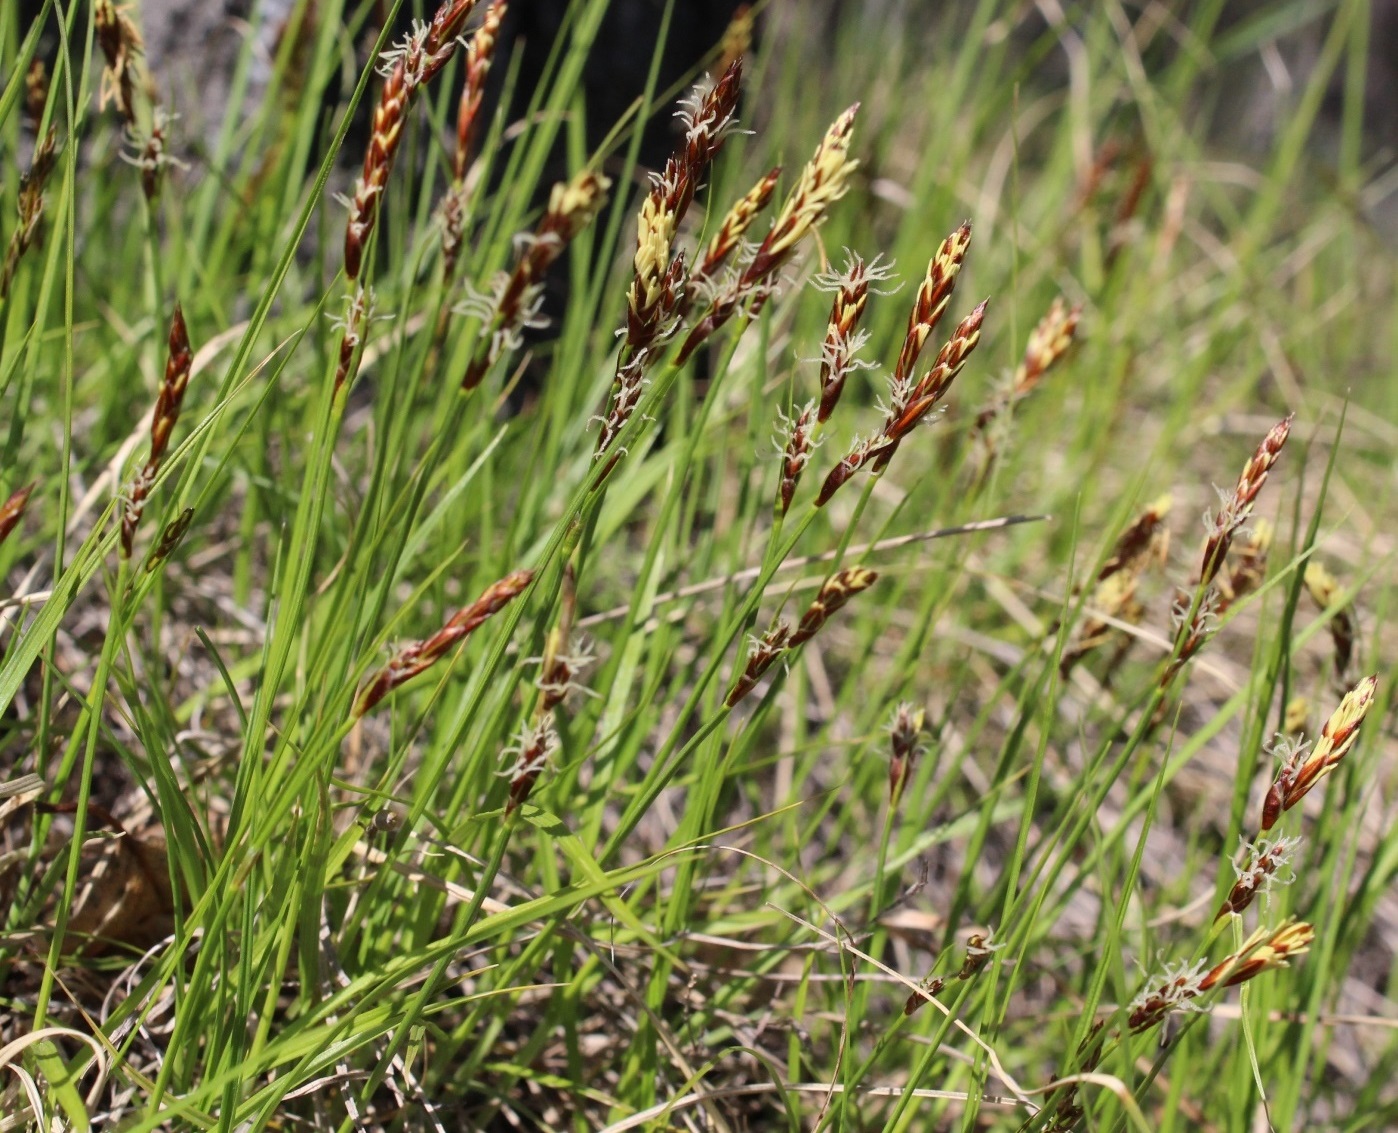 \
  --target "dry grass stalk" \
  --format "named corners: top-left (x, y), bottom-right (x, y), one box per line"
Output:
top-left (814, 299), bottom-right (987, 507)
top-left (1260, 674), bottom-right (1378, 831)
top-left (344, 0), bottom-right (481, 282)
top-left (355, 568), bottom-right (533, 716)
top-left (676, 104), bottom-right (860, 365)
top-left (1303, 562), bottom-right (1355, 677)
top-left (0, 483), bottom-right (36, 548)
top-left (1199, 414), bottom-right (1292, 587)
top-left (726, 567), bottom-right (878, 707)
top-left (1128, 918), bottom-right (1314, 1032)
top-left (1, 128), bottom-right (60, 302)
top-left (460, 169), bottom-right (611, 390)
top-left (121, 305), bottom-right (192, 558)
top-left (94, 0), bottom-right (145, 126)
